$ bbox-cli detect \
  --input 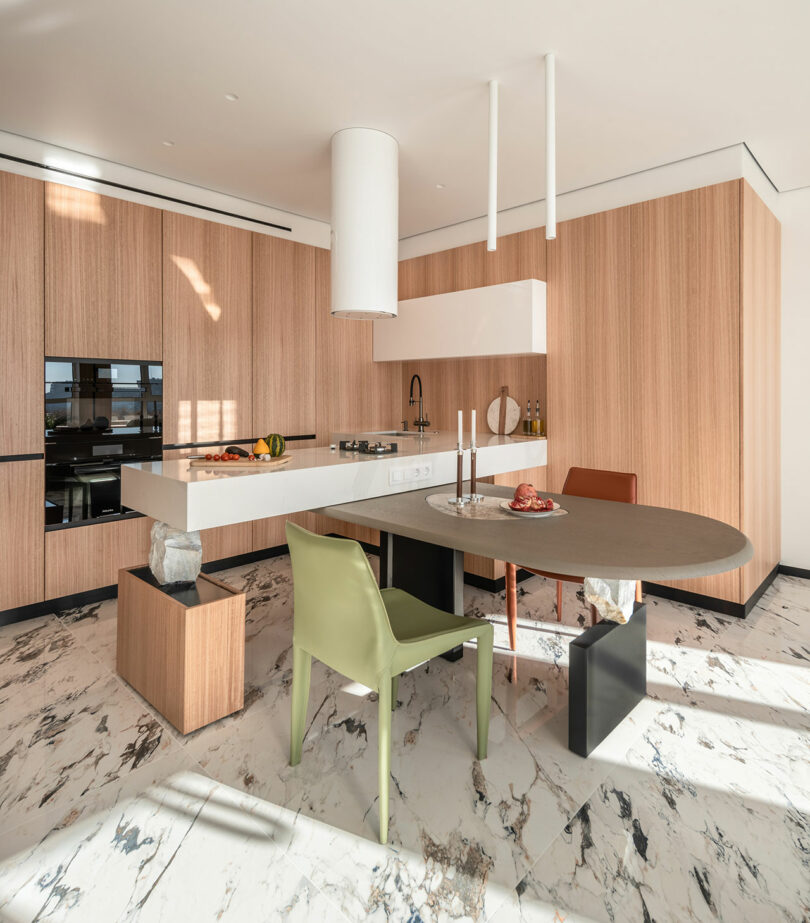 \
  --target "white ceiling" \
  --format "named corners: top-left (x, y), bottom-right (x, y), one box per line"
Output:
top-left (1, 0), bottom-right (808, 238)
